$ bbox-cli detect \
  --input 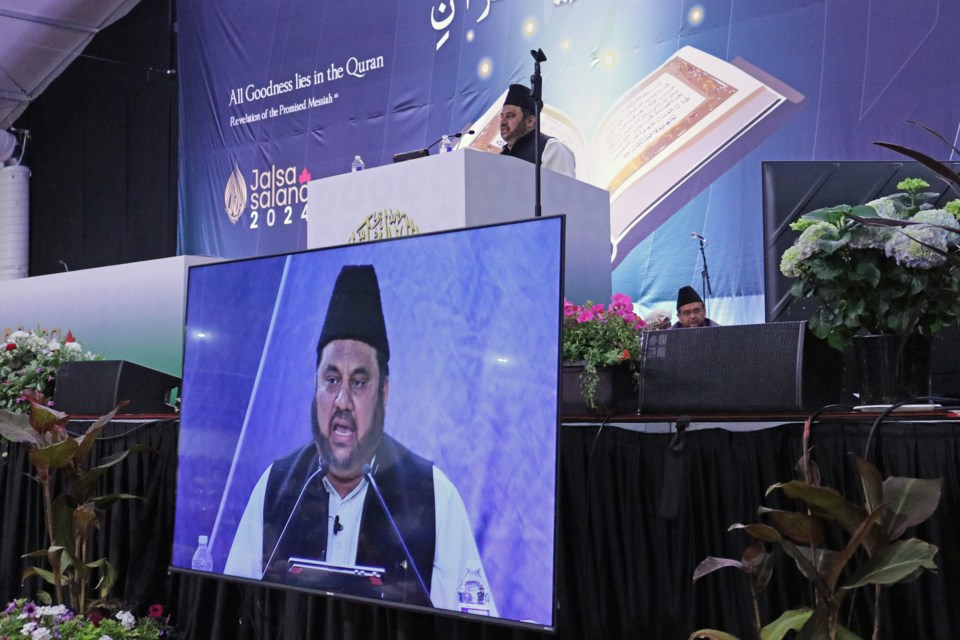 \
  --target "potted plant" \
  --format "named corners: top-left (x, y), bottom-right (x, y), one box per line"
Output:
top-left (561, 293), bottom-right (647, 413)
top-left (1, 599), bottom-right (176, 639)
top-left (1, 330), bottom-right (100, 412)
top-left (689, 437), bottom-right (941, 640)
top-left (778, 178), bottom-right (960, 403)
top-left (0, 391), bottom-right (151, 616)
